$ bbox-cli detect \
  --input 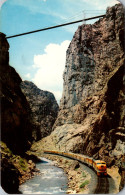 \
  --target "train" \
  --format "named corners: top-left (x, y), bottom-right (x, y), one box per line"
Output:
top-left (44, 150), bottom-right (107, 176)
